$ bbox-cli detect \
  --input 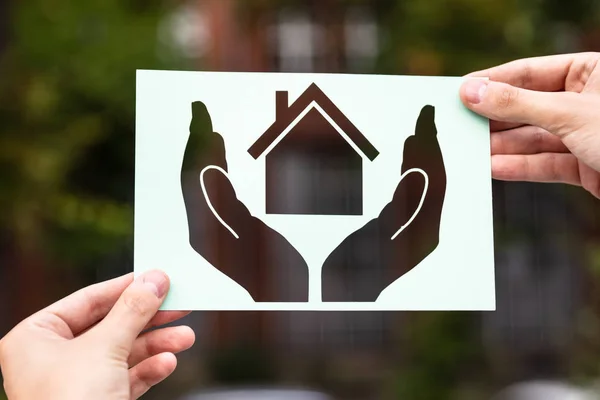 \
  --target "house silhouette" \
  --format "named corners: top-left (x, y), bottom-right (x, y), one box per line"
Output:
top-left (248, 83), bottom-right (379, 215)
